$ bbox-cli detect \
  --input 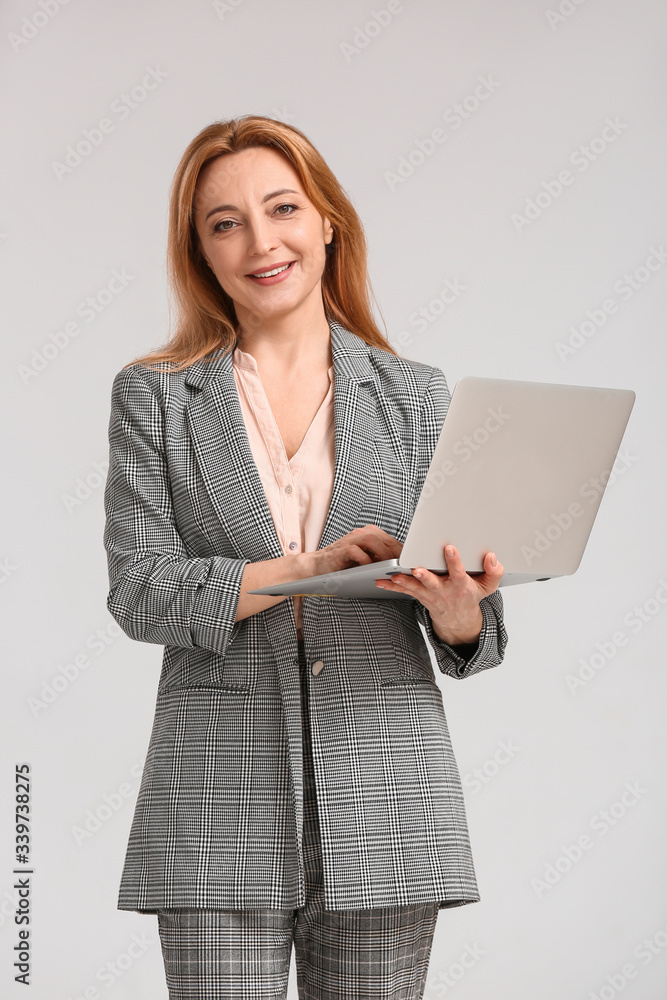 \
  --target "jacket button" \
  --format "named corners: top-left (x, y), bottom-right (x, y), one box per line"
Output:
top-left (311, 660), bottom-right (324, 676)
